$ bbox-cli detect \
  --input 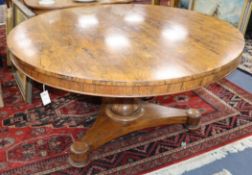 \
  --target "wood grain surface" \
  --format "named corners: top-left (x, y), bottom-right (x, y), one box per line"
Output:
top-left (7, 5), bottom-right (245, 97)
top-left (24, 0), bottom-right (134, 10)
